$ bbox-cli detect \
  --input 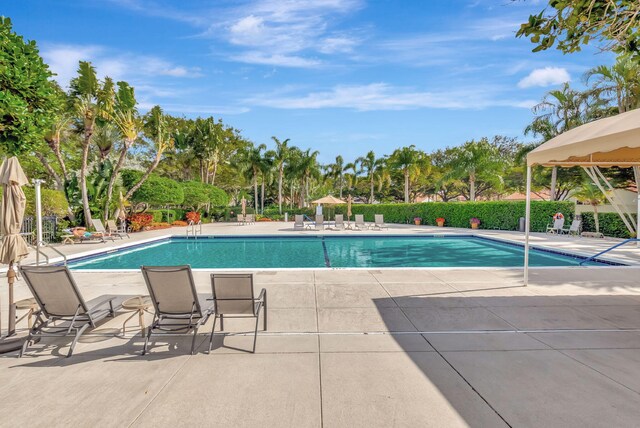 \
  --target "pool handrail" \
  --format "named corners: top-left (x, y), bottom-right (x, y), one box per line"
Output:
top-left (578, 238), bottom-right (639, 265)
